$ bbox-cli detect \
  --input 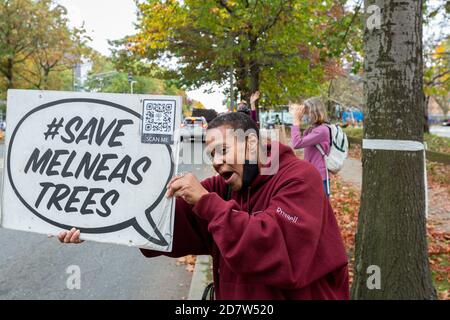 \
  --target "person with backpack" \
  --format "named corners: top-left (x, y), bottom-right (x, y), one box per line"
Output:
top-left (290, 97), bottom-right (346, 196)
top-left (58, 112), bottom-right (349, 300)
